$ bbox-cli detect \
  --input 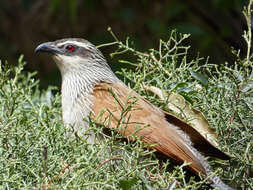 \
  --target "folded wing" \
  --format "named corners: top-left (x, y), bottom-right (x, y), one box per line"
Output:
top-left (91, 82), bottom-right (230, 174)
